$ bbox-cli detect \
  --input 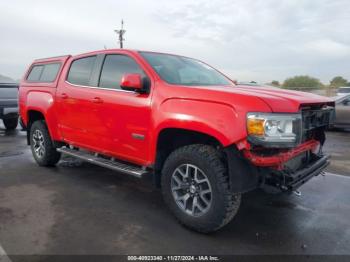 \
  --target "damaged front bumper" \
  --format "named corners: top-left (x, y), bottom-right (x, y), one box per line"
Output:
top-left (242, 139), bottom-right (321, 170)
top-left (225, 139), bottom-right (330, 194)
top-left (274, 154), bottom-right (329, 191)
